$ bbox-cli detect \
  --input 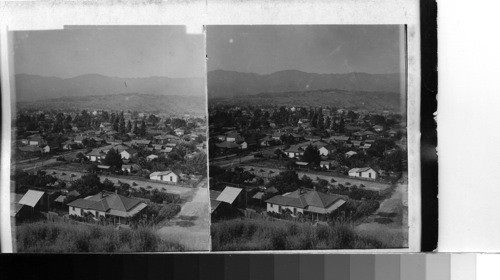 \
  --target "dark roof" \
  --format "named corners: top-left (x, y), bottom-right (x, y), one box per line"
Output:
top-left (68, 192), bottom-right (142, 212)
top-left (265, 189), bottom-right (344, 210)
